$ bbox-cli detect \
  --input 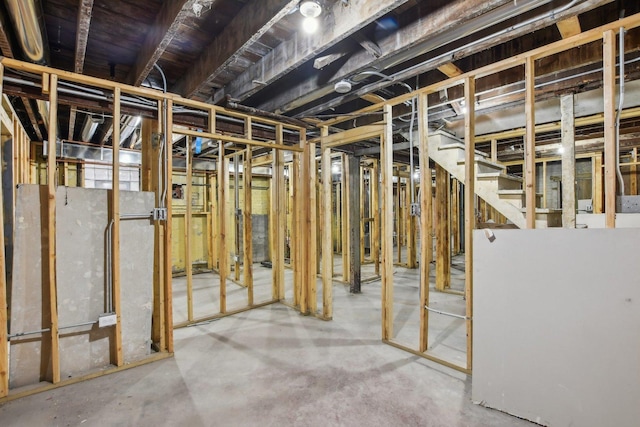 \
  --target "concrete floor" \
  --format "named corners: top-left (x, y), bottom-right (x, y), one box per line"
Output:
top-left (1, 253), bottom-right (535, 426)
